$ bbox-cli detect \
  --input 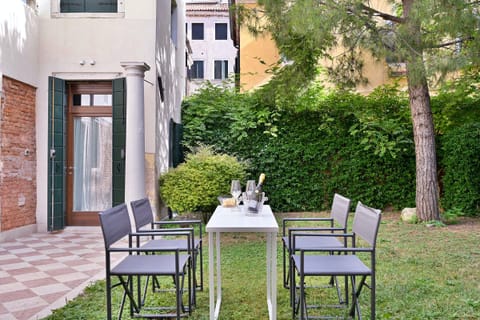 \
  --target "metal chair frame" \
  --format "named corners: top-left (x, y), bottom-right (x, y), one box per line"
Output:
top-left (282, 193), bottom-right (352, 290)
top-left (130, 198), bottom-right (203, 308)
top-left (290, 202), bottom-right (381, 320)
top-left (99, 203), bottom-right (192, 320)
